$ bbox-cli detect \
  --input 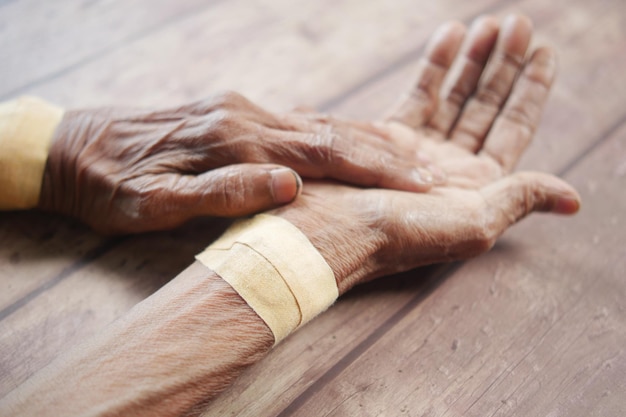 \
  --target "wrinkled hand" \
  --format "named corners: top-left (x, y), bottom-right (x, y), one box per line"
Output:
top-left (380, 14), bottom-right (558, 188)
top-left (273, 15), bottom-right (581, 294)
top-left (38, 92), bottom-right (435, 234)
